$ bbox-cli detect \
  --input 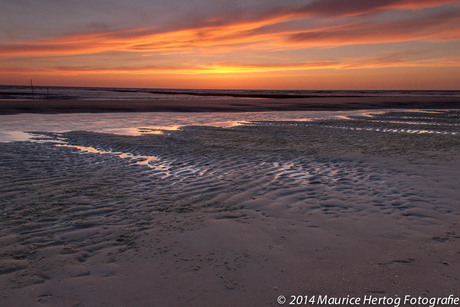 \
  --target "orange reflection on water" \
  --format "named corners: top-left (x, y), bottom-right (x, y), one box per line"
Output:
top-left (56, 144), bottom-right (173, 171)
top-left (137, 125), bottom-right (181, 135)
top-left (55, 144), bottom-right (111, 154)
